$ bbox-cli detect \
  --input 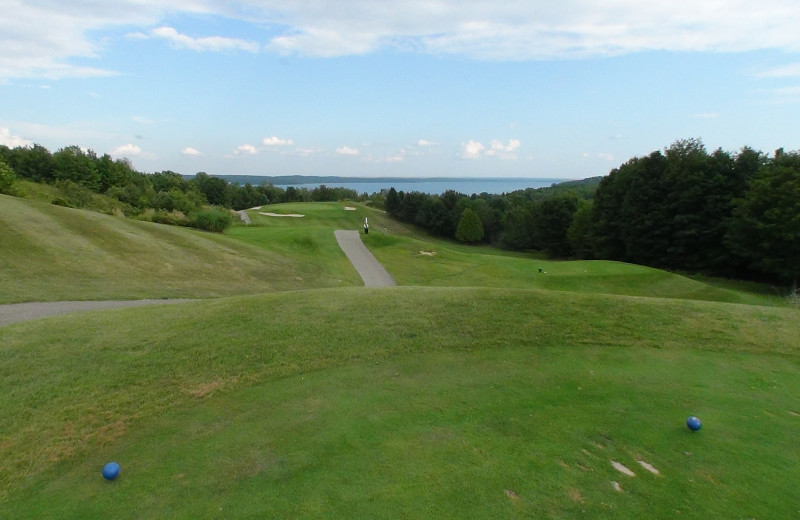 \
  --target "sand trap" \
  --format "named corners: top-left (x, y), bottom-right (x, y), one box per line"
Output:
top-left (611, 461), bottom-right (635, 477)
top-left (611, 481), bottom-right (623, 492)
top-left (637, 460), bottom-right (660, 475)
top-left (259, 212), bottom-right (305, 218)
top-left (344, 206), bottom-right (357, 211)
top-left (418, 251), bottom-right (436, 256)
